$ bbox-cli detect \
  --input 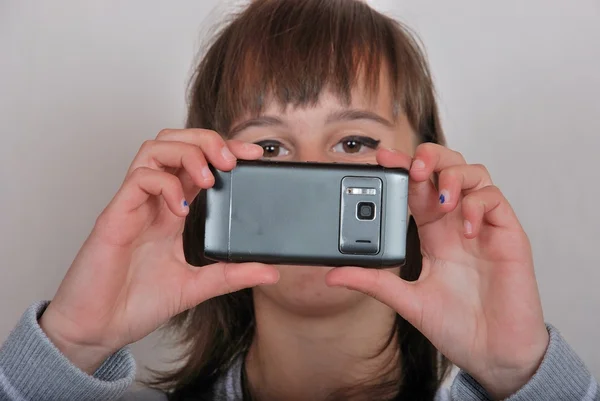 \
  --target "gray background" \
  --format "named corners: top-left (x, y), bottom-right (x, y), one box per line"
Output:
top-left (1, 0), bottom-right (599, 380)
